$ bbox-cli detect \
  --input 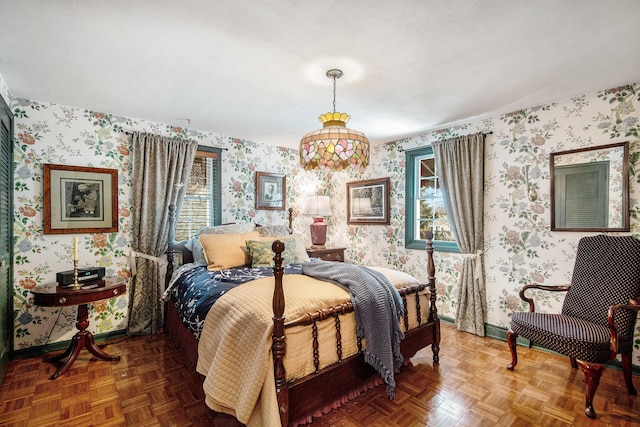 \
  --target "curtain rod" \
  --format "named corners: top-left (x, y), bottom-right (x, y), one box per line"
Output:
top-left (124, 131), bottom-right (229, 151)
top-left (399, 131), bottom-right (493, 152)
